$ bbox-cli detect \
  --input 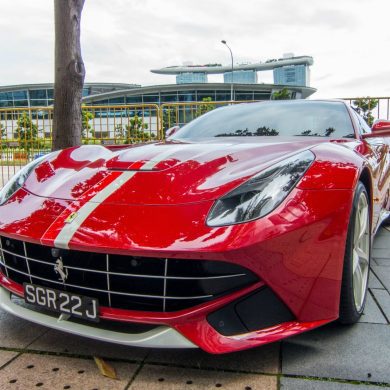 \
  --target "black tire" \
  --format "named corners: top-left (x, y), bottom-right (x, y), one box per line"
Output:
top-left (339, 182), bottom-right (371, 324)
